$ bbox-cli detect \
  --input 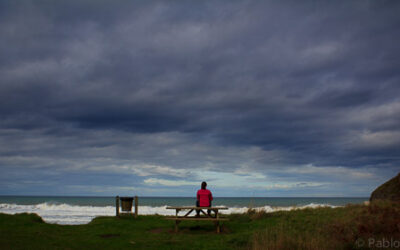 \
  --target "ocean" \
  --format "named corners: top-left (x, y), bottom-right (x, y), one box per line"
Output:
top-left (0, 196), bottom-right (368, 225)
